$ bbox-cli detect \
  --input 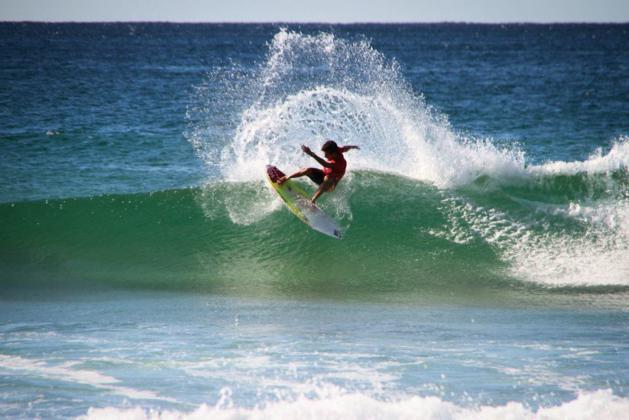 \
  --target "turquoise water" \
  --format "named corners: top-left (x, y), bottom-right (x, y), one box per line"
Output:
top-left (1, 23), bottom-right (629, 419)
